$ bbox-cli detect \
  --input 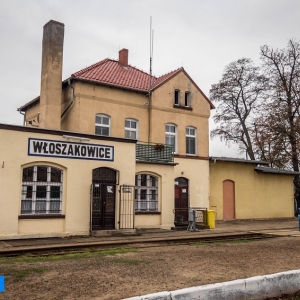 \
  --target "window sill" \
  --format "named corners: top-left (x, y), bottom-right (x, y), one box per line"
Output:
top-left (135, 211), bottom-right (161, 215)
top-left (18, 214), bottom-right (65, 219)
top-left (173, 105), bottom-right (192, 111)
